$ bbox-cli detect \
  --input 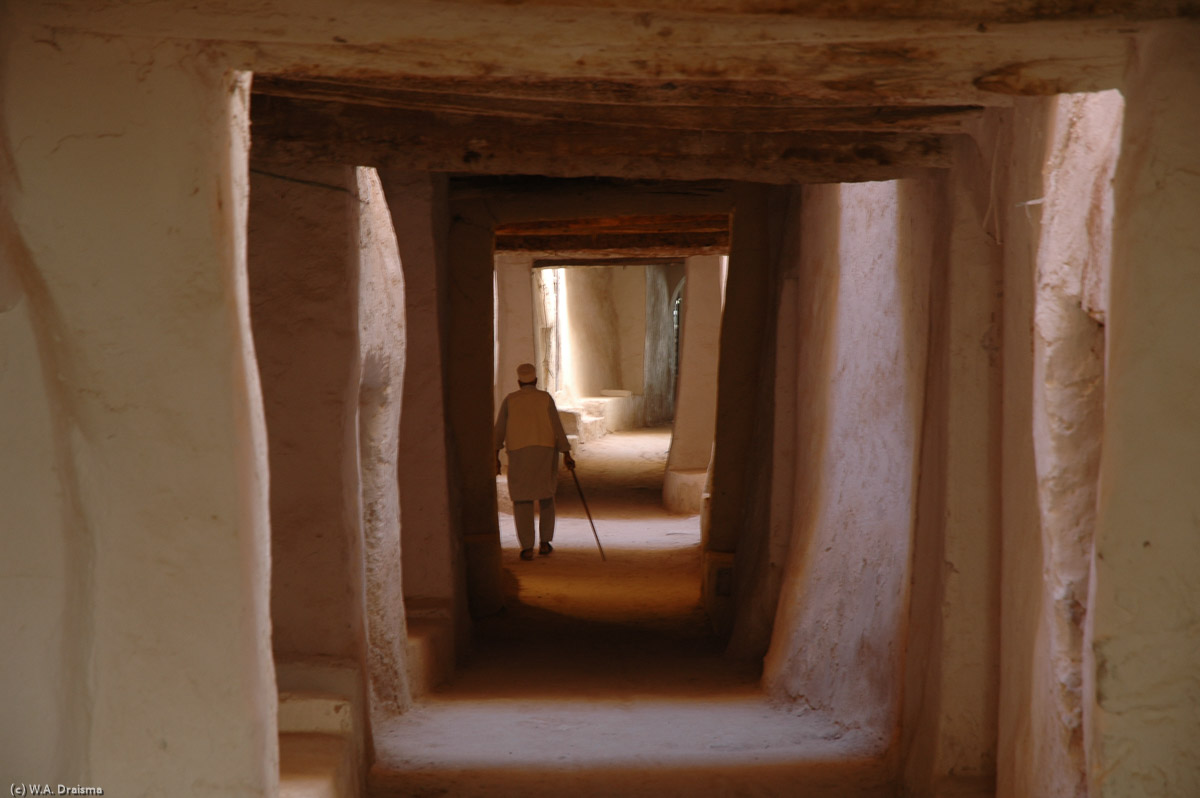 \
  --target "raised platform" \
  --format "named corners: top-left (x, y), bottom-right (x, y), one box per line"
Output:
top-left (276, 659), bottom-right (365, 798)
top-left (559, 391), bottom-right (646, 443)
top-left (279, 732), bottom-right (356, 798)
top-left (406, 612), bottom-right (456, 698)
top-left (663, 467), bottom-right (708, 514)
